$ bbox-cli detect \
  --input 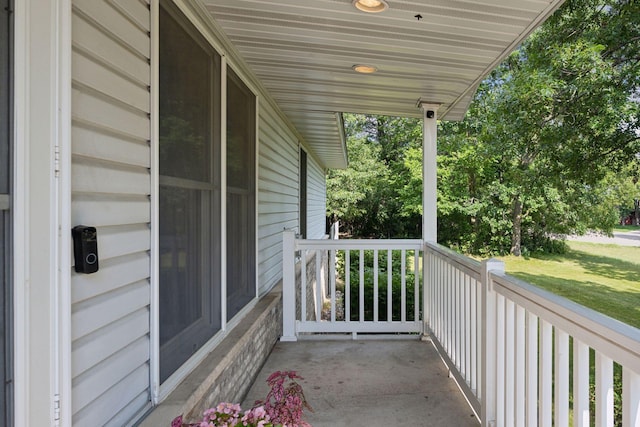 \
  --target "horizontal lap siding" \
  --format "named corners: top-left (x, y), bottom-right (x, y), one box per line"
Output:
top-left (257, 100), bottom-right (299, 295)
top-left (71, 0), bottom-right (151, 425)
top-left (306, 155), bottom-right (326, 239)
